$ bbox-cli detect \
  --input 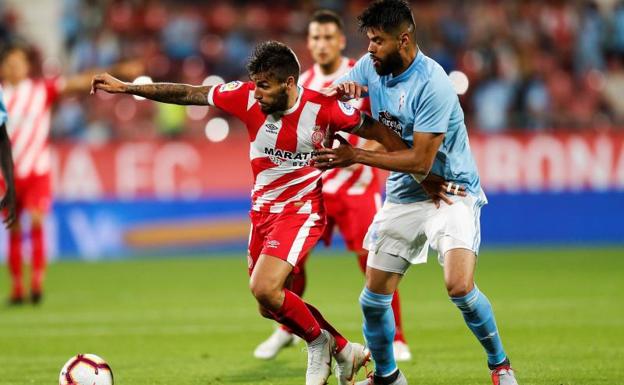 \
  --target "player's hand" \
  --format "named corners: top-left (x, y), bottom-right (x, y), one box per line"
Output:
top-left (313, 135), bottom-right (358, 170)
top-left (0, 188), bottom-right (17, 229)
top-left (90, 73), bottom-right (128, 95)
top-left (321, 82), bottom-right (368, 102)
top-left (420, 174), bottom-right (467, 208)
